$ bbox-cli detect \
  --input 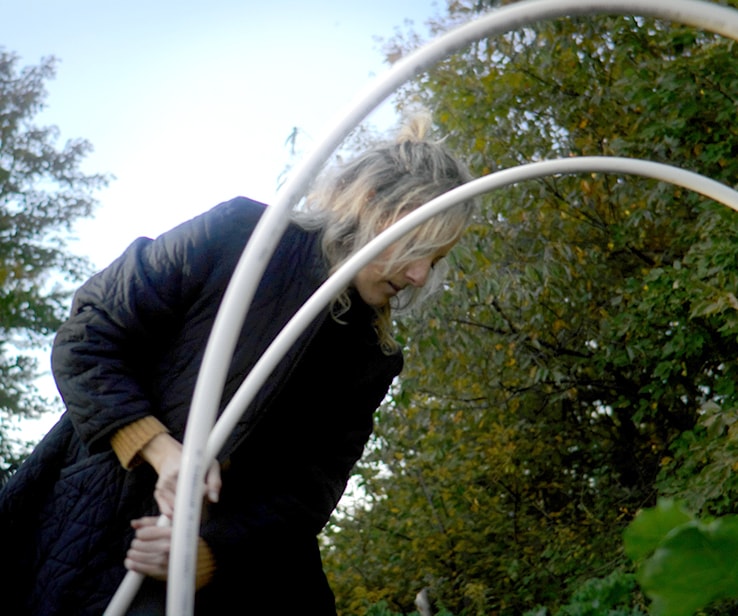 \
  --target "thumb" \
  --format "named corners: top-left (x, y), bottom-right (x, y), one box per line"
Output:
top-left (205, 459), bottom-right (222, 503)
